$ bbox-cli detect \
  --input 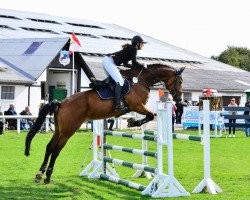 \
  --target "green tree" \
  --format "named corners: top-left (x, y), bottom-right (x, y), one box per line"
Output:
top-left (211, 46), bottom-right (250, 71)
